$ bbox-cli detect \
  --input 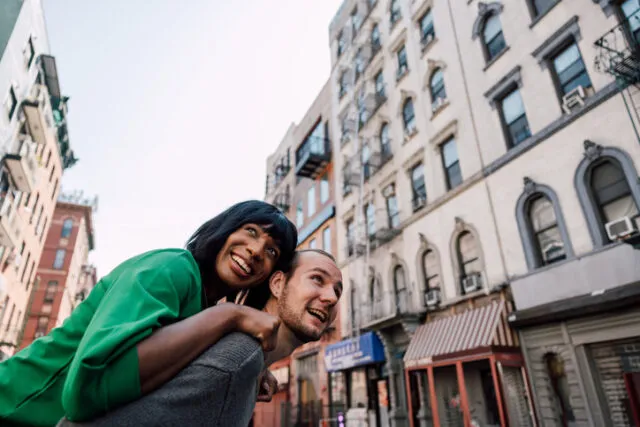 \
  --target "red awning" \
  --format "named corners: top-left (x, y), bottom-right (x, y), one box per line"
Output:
top-left (404, 301), bottom-right (518, 367)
